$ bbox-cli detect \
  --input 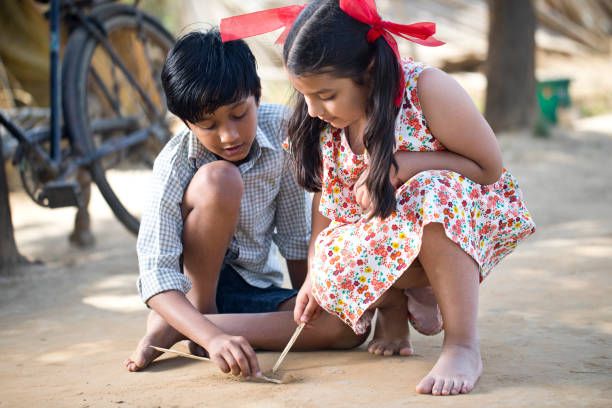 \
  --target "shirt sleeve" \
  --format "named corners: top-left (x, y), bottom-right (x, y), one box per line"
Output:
top-left (272, 151), bottom-right (311, 260)
top-left (136, 143), bottom-right (193, 304)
